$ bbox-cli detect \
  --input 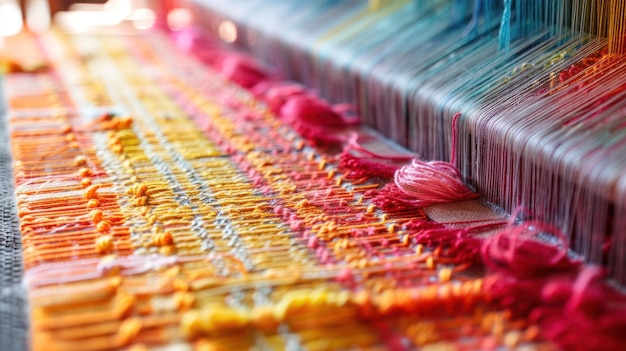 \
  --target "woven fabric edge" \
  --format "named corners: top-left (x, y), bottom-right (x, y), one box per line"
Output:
top-left (0, 75), bottom-right (29, 351)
